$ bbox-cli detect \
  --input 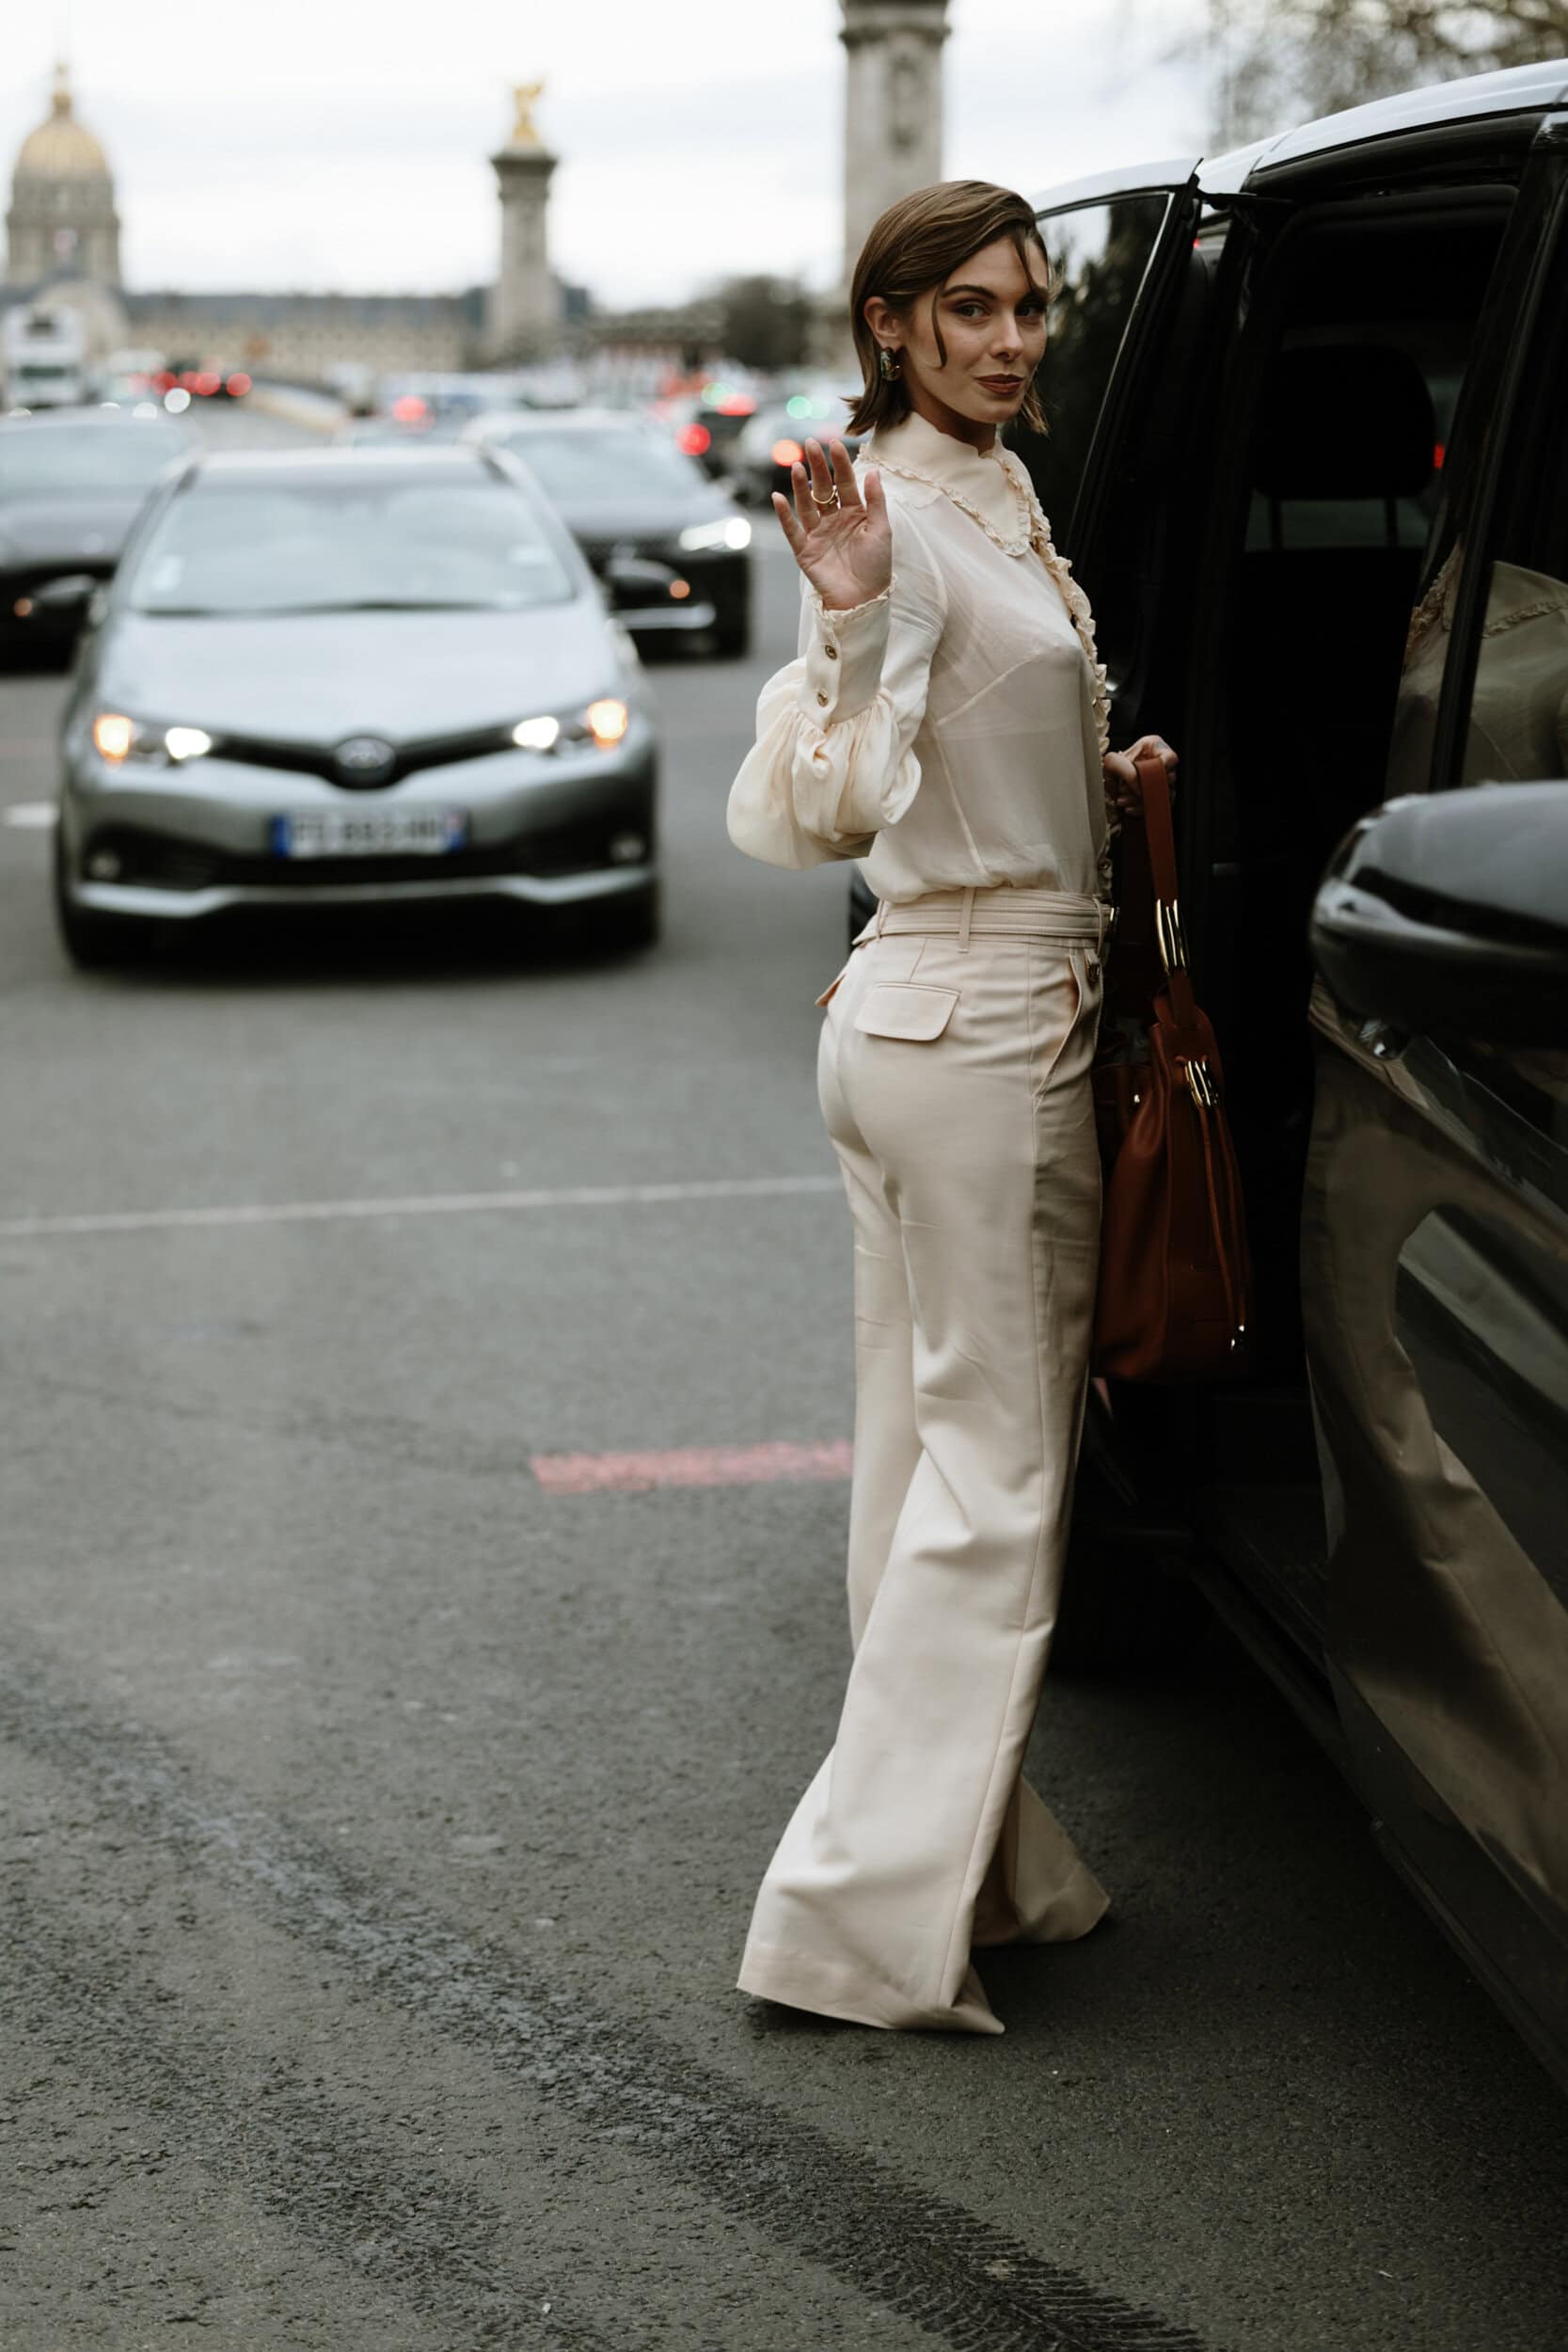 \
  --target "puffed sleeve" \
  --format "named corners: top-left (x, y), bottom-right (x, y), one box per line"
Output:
top-left (725, 500), bottom-right (946, 869)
